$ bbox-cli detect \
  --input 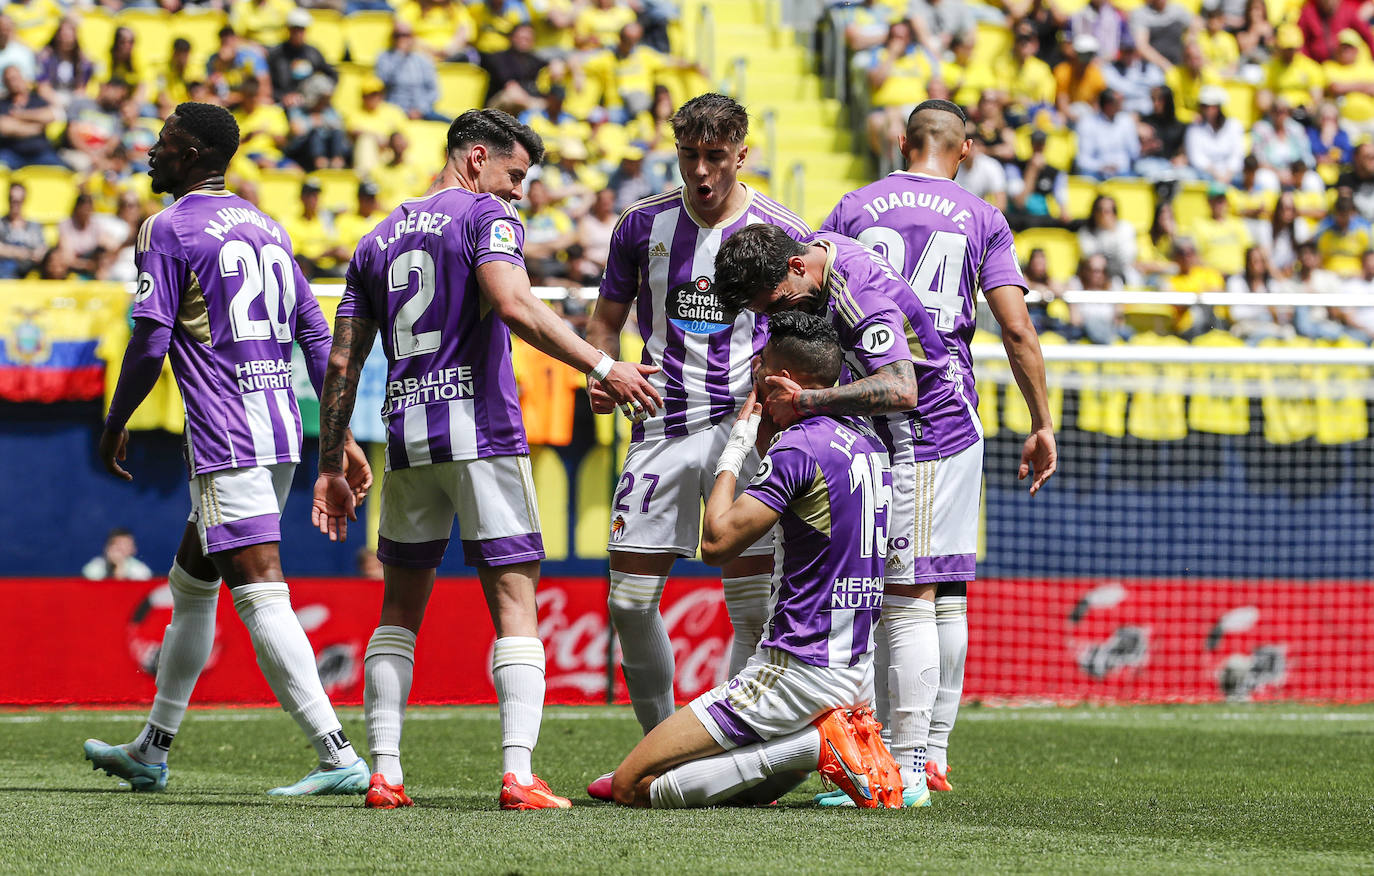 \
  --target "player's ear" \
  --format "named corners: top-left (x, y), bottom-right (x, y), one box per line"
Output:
top-left (470, 143), bottom-right (487, 171)
top-left (897, 134), bottom-right (908, 158)
top-left (788, 254), bottom-right (805, 276)
top-left (959, 138), bottom-right (972, 164)
top-left (735, 143), bottom-right (748, 169)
